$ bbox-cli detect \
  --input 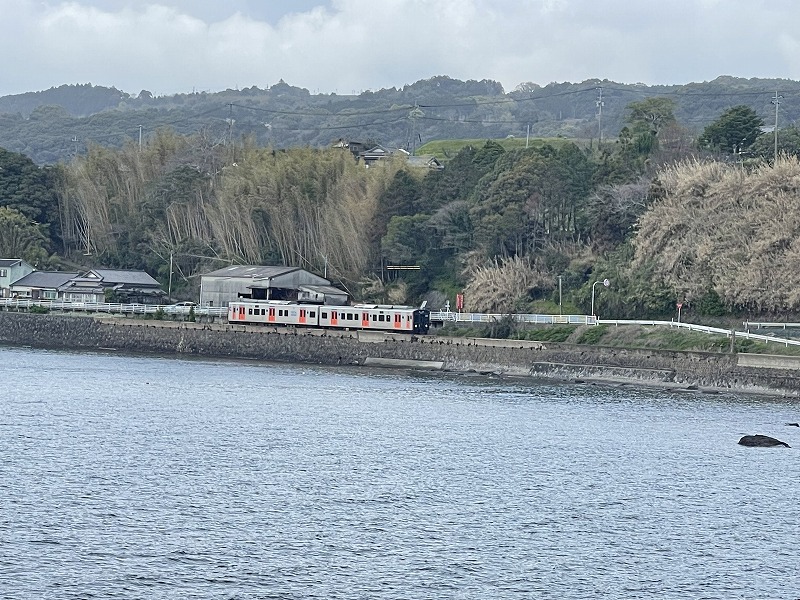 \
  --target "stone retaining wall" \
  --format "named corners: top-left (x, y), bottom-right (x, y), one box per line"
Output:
top-left (1, 311), bottom-right (798, 395)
